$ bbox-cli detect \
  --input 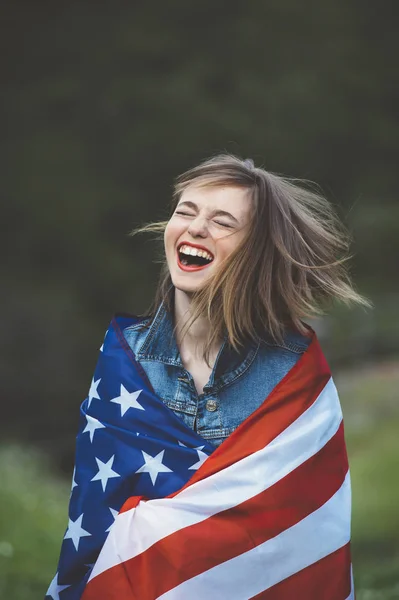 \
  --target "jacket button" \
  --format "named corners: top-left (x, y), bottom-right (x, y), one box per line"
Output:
top-left (205, 399), bottom-right (218, 412)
